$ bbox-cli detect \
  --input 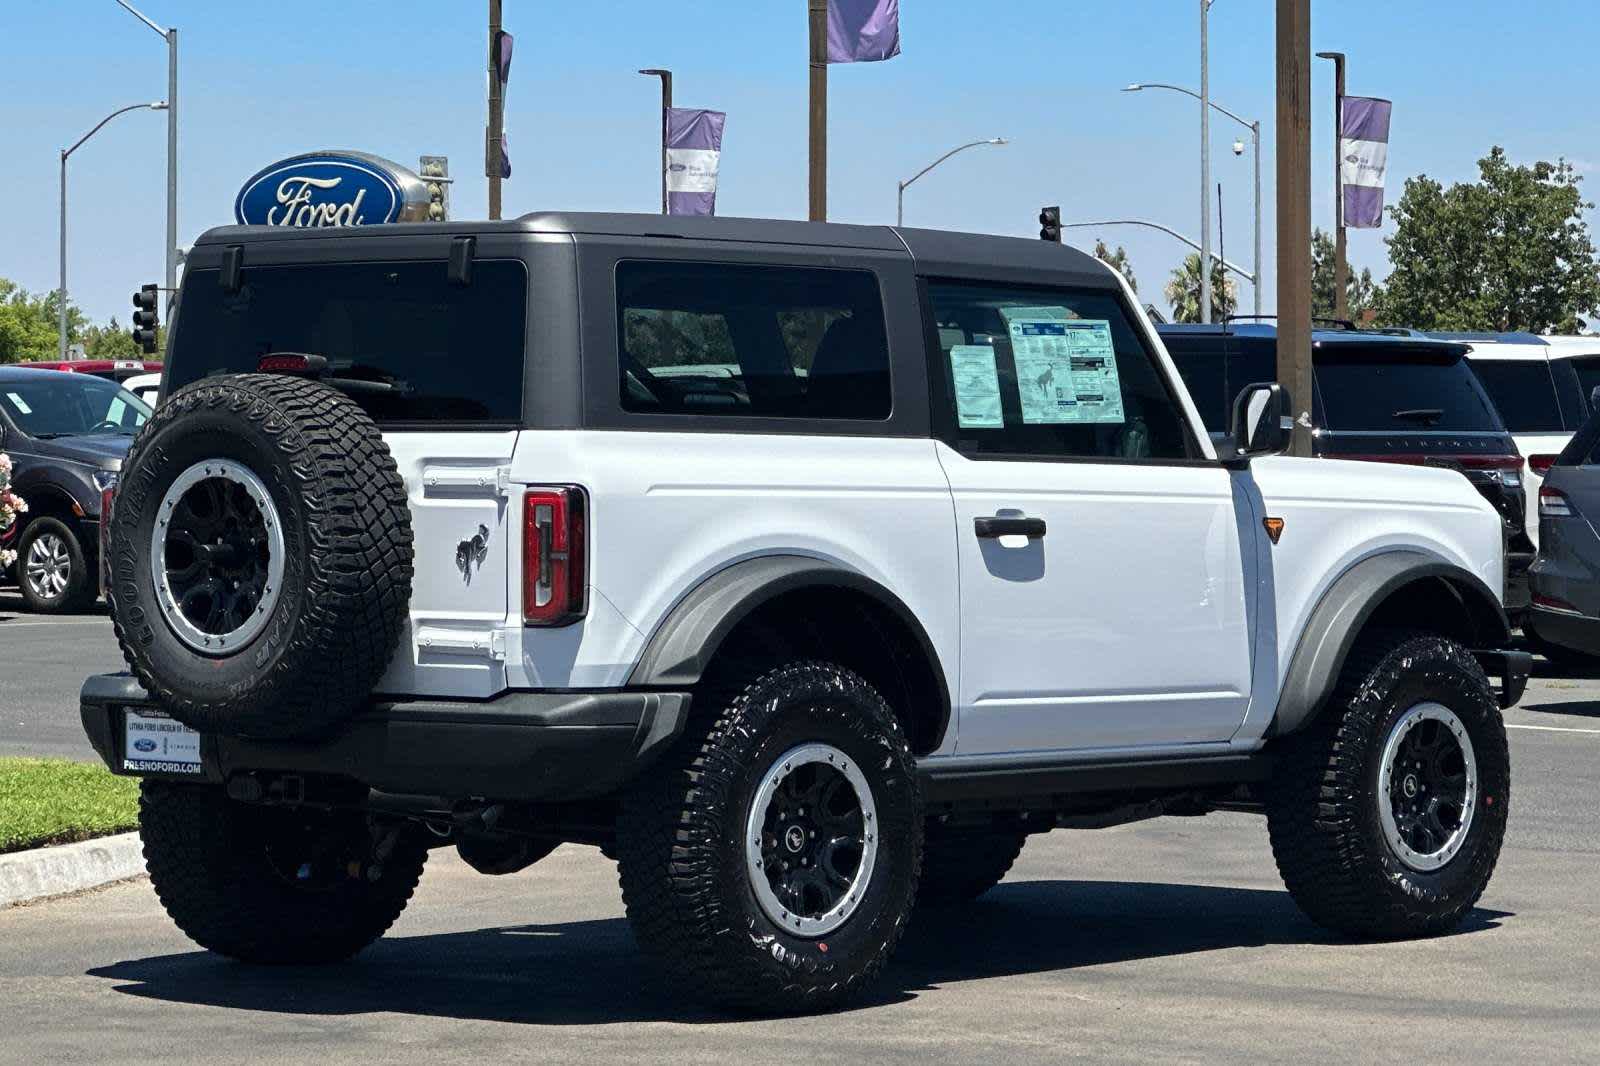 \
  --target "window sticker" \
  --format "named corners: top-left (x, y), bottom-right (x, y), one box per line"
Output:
top-left (1001, 310), bottom-right (1125, 425)
top-left (949, 344), bottom-right (1004, 428)
top-left (5, 393), bottom-right (32, 415)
